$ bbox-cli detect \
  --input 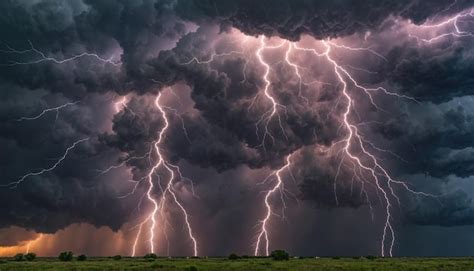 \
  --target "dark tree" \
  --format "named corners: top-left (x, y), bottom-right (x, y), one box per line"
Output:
top-left (58, 251), bottom-right (73, 261)
top-left (270, 250), bottom-right (290, 261)
top-left (143, 253), bottom-right (158, 260)
top-left (24, 253), bottom-right (36, 261)
top-left (77, 254), bottom-right (87, 261)
top-left (112, 255), bottom-right (122, 260)
top-left (13, 253), bottom-right (24, 261)
top-left (228, 253), bottom-right (240, 260)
